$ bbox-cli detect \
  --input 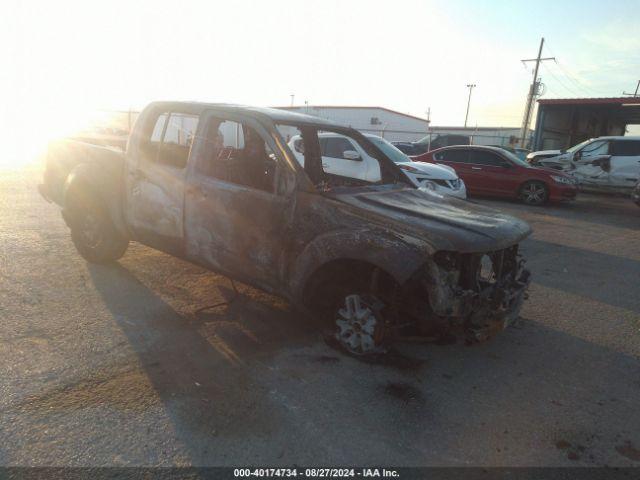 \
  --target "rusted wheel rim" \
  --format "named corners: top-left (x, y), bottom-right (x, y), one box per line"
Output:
top-left (335, 294), bottom-right (384, 355)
